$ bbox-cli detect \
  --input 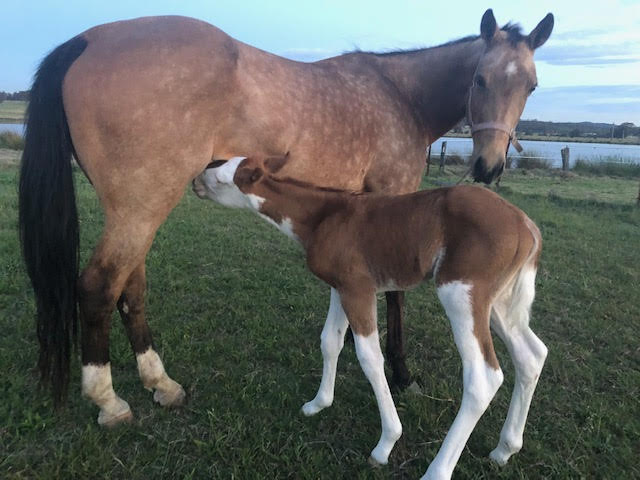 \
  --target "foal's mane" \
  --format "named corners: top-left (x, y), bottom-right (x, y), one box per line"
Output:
top-left (268, 175), bottom-right (364, 196)
top-left (355, 23), bottom-right (525, 57)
